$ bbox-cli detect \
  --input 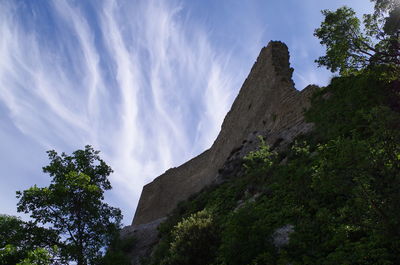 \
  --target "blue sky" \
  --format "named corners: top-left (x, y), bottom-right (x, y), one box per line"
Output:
top-left (0, 0), bottom-right (372, 225)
